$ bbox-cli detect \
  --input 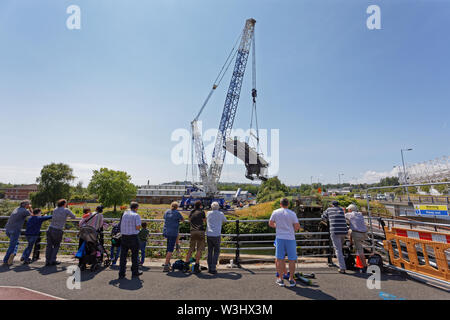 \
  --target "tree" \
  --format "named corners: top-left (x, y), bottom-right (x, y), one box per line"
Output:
top-left (88, 168), bottom-right (137, 212)
top-left (256, 177), bottom-right (289, 203)
top-left (378, 177), bottom-right (399, 187)
top-left (31, 163), bottom-right (75, 208)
